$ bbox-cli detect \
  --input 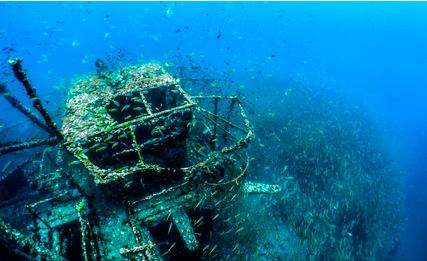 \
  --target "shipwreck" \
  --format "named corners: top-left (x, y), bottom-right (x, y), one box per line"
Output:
top-left (0, 58), bottom-right (280, 260)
